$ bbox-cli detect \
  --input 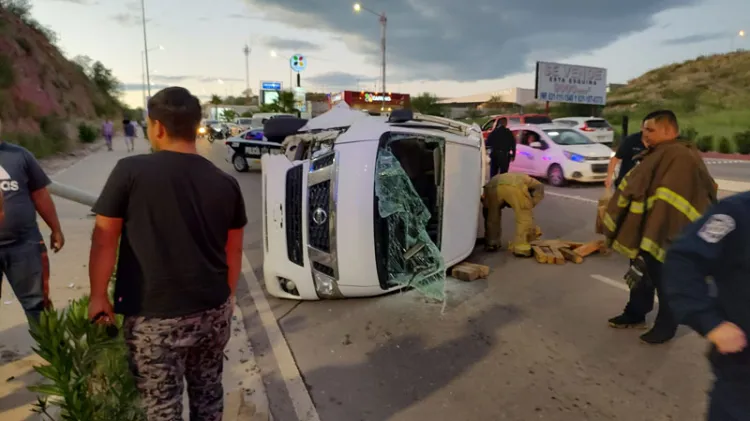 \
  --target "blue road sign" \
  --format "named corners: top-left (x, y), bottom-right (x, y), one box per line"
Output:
top-left (261, 81), bottom-right (282, 90)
